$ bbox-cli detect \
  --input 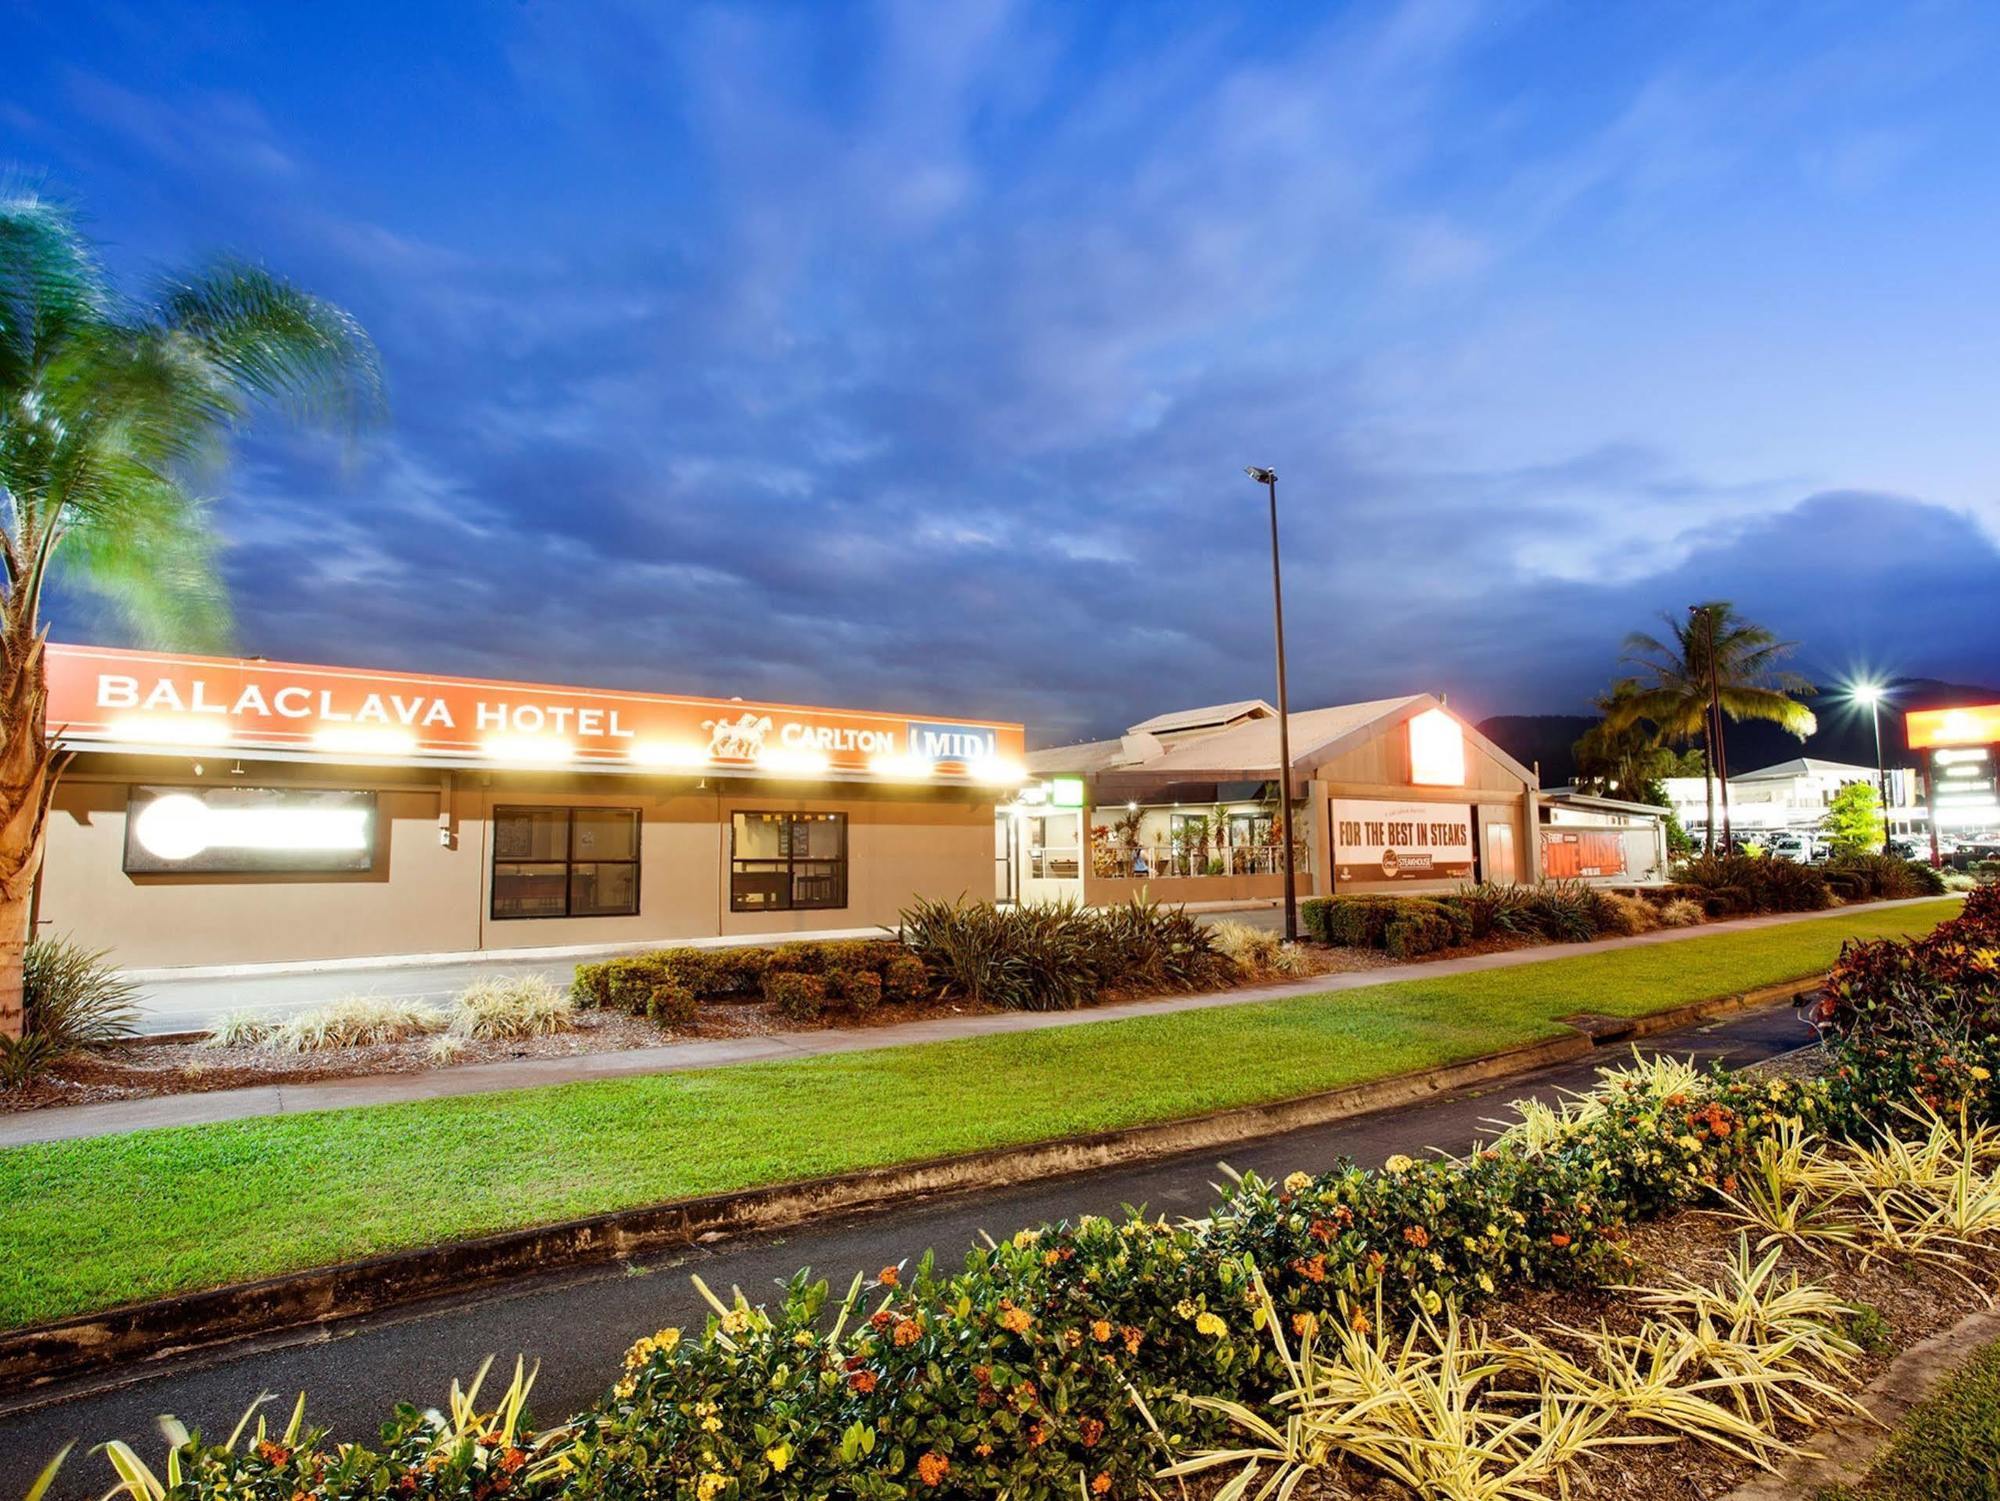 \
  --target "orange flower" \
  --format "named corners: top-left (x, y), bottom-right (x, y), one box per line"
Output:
top-left (997, 1303), bottom-right (1034, 1335)
top-left (893, 1317), bottom-right (922, 1347)
top-left (1091, 1319), bottom-right (1114, 1342)
top-left (878, 1265), bottom-right (900, 1287)
top-left (1079, 1416), bottom-right (1106, 1448)
top-left (1350, 1309), bottom-right (1370, 1335)
top-left (1291, 1253), bottom-right (1328, 1283)
top-left (1551, 1232), bottom-right (1572, 1248)
top-left (974, 1443), bottom-right (993, 1458)
top-left (1091, 1473), bottom-right (1113, 1495)
top-left (1403, 1225), bottom-right (1430, 1248)
top-left (916, 1452), bottom-right (950, 1487)
top-left (1121, 1325), bottom-right (1145, 1355)
top-left (849, 1369), bottom-right (877, 1393)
